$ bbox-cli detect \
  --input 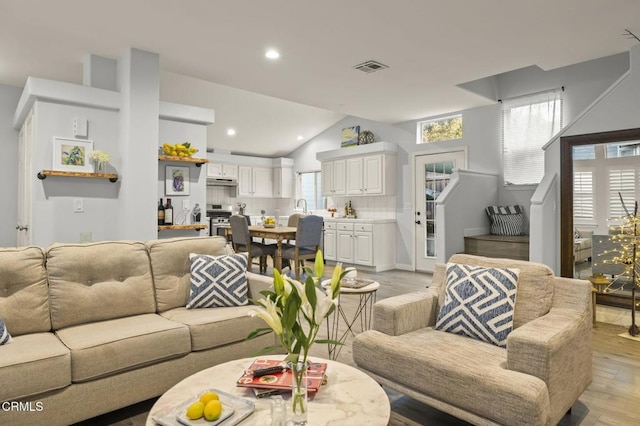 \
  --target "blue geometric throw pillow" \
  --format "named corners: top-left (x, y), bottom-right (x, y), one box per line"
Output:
top-left (435, 263), bottom-right (519, 348)
top-left (187, 253), bottom-right (249, 309)
top-left (0, 318), bottom-right (13, 346)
